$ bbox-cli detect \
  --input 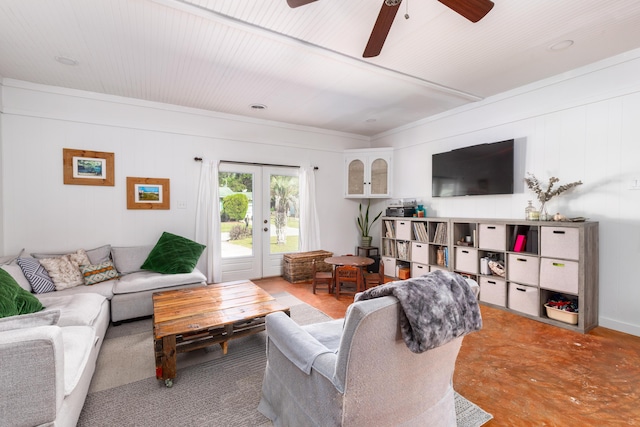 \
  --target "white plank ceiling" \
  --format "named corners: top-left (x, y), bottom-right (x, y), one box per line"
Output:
top-left (1, 0), bottom-right (640, 137)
